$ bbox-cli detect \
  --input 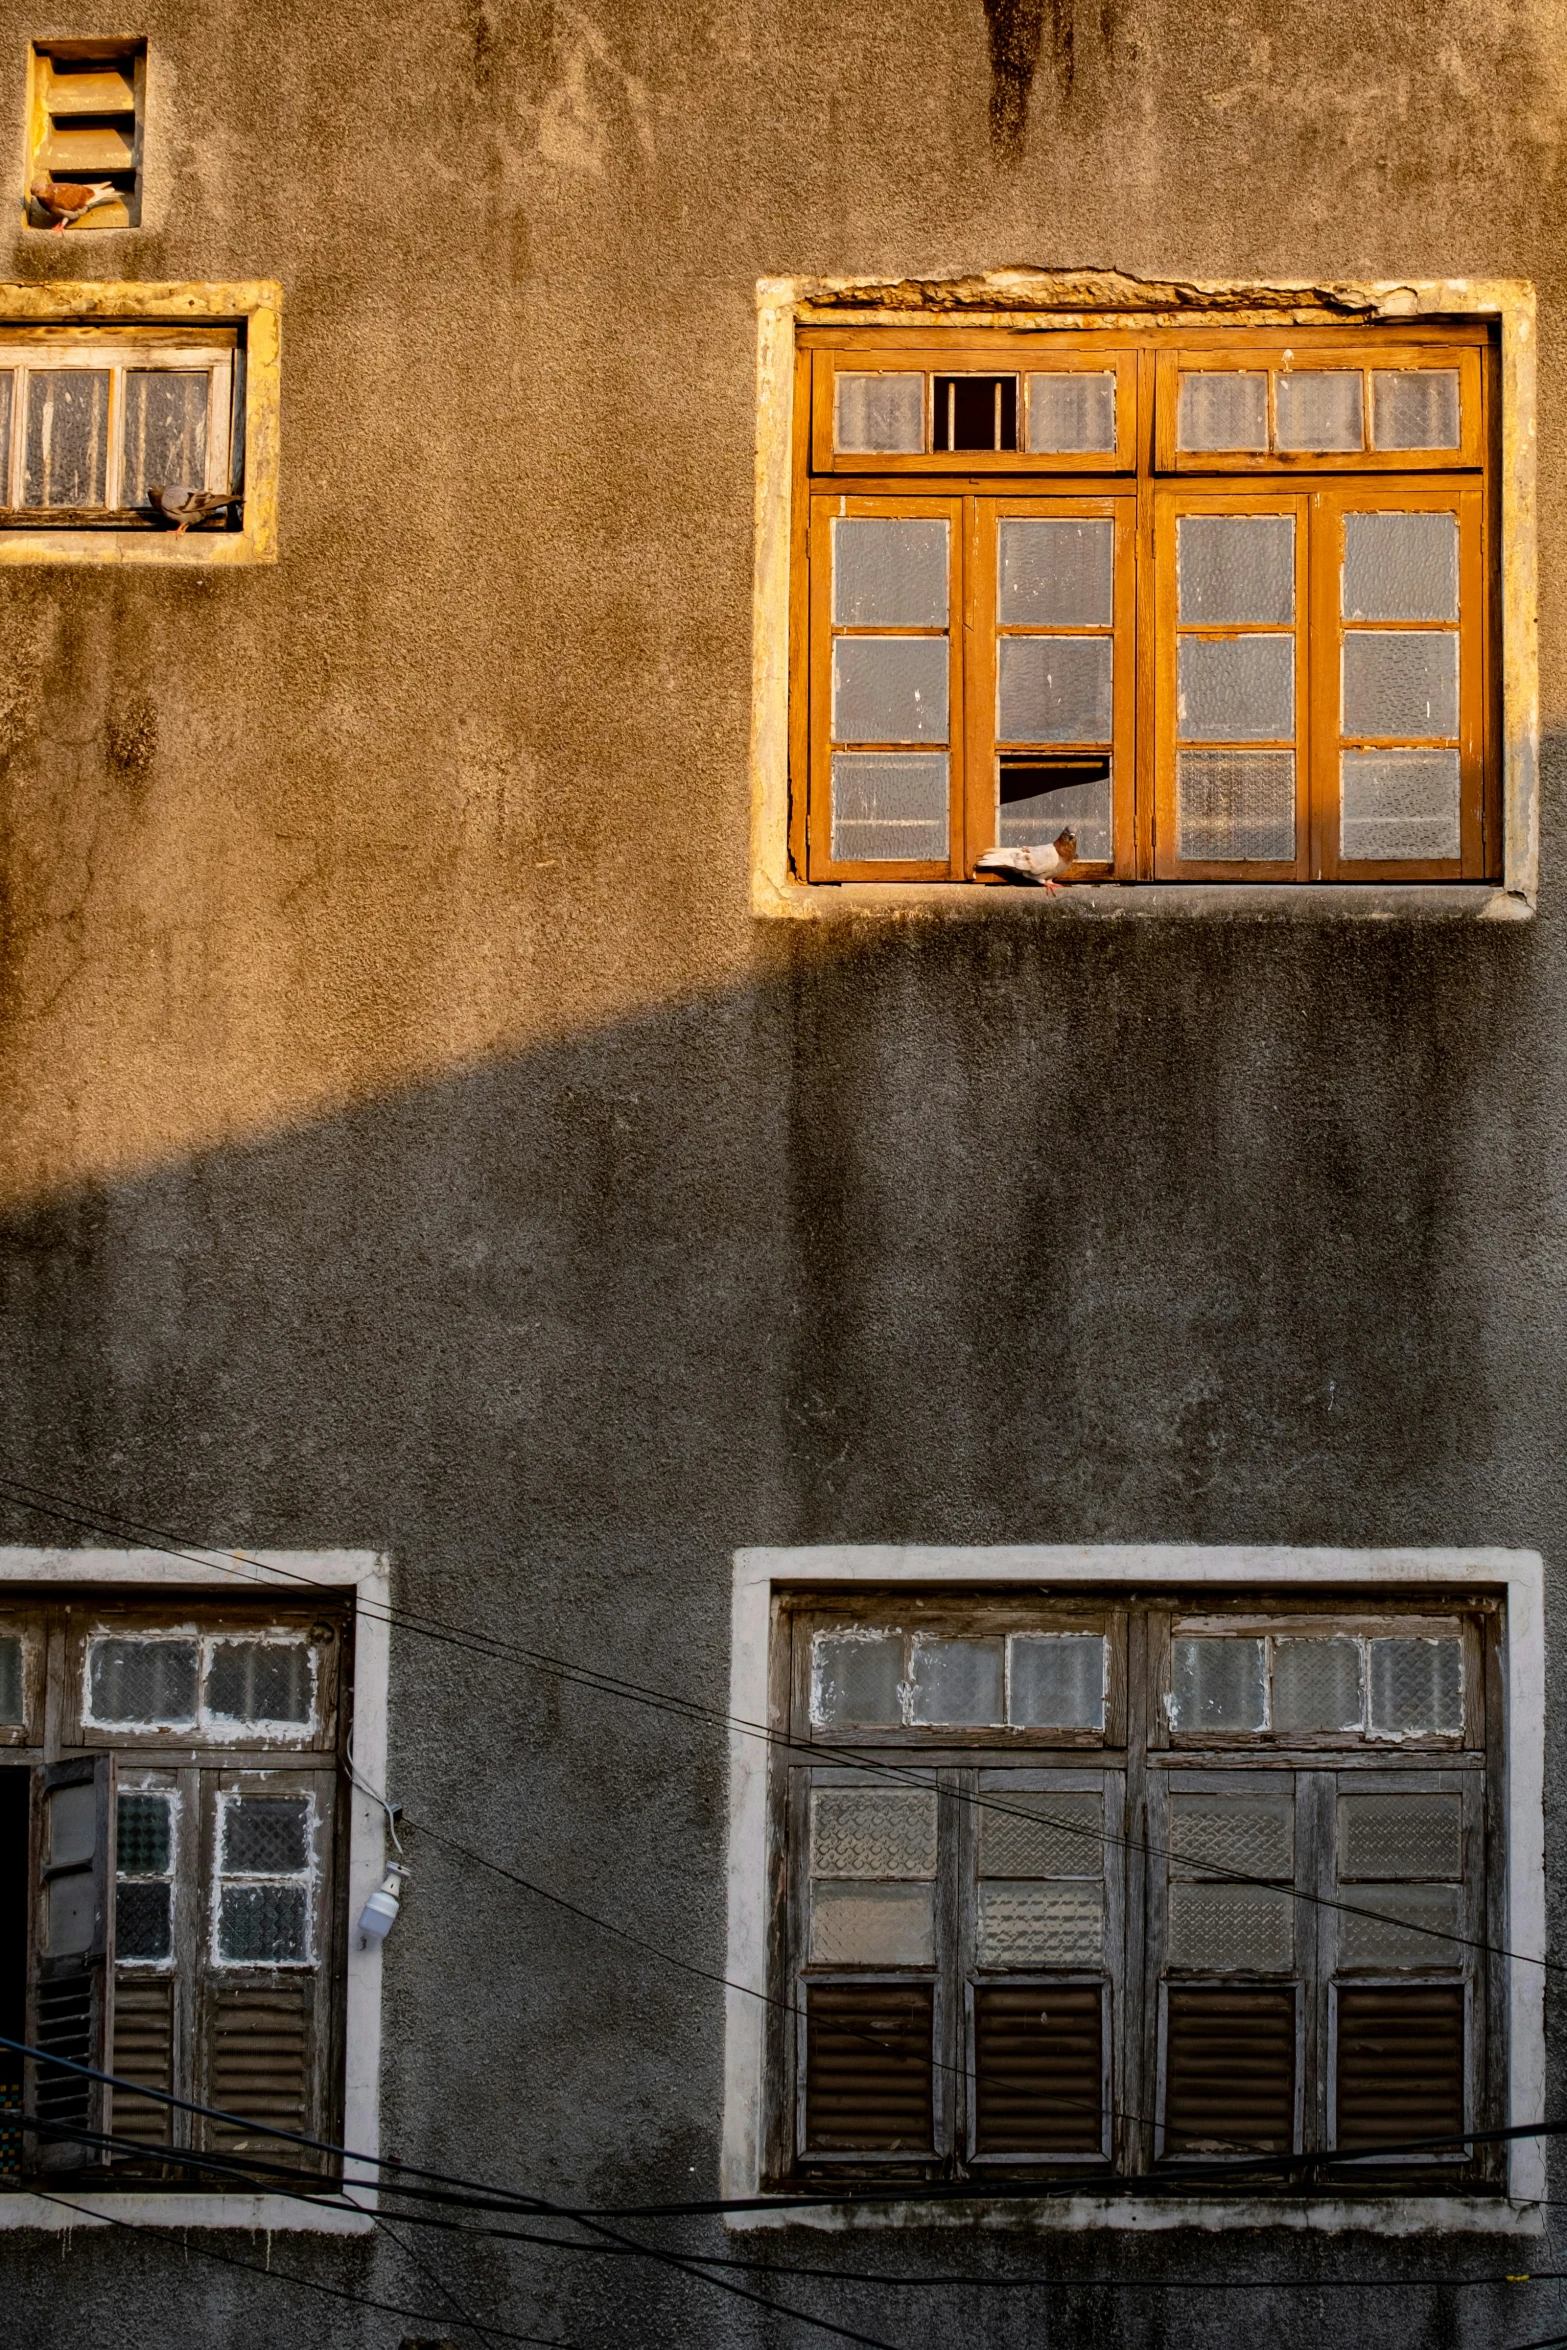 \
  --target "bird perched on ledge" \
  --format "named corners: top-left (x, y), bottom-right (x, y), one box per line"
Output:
top-left (975, 830), bottom-right (1079, 891)
top-left (30, 172), bottom-right (119, 231)
top-left (149, 484), bottom-right (238, 536)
